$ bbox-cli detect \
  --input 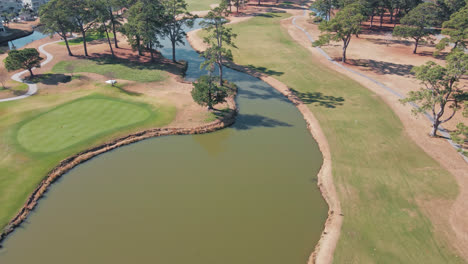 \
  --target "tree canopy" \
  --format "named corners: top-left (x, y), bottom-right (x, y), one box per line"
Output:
top-left (313, 3), bottom-right (366, 62)
top-left (401, 50), bottom-right (468, 137)
top-left (162, 0), bottom-right (195, 62)
top-left (392, 2), bottom-right (439, 54)
top-left (435, 6), bottom-right (468, 54)
top-left (4, 48), bottom-right (43, 77)
top-left (39, 0), bottom-right (75, 56)
top-left (191, 75), bottom-right (229, 110)
top-left (200, 3), bottom-right (237, 85)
